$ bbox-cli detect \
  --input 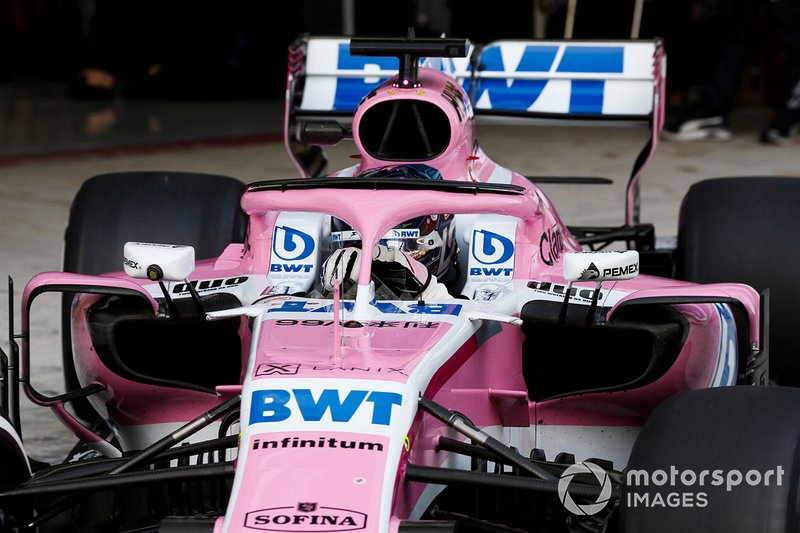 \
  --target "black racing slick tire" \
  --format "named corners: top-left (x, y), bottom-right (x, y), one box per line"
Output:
top-left (0, 411), bottom-right (32, 529)
top-left (61, 172), bottom-right (248, 422)
top-left (621, 386), bottom-right (800, 533)
top-left (674, 176), bottom-right (800, 386)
